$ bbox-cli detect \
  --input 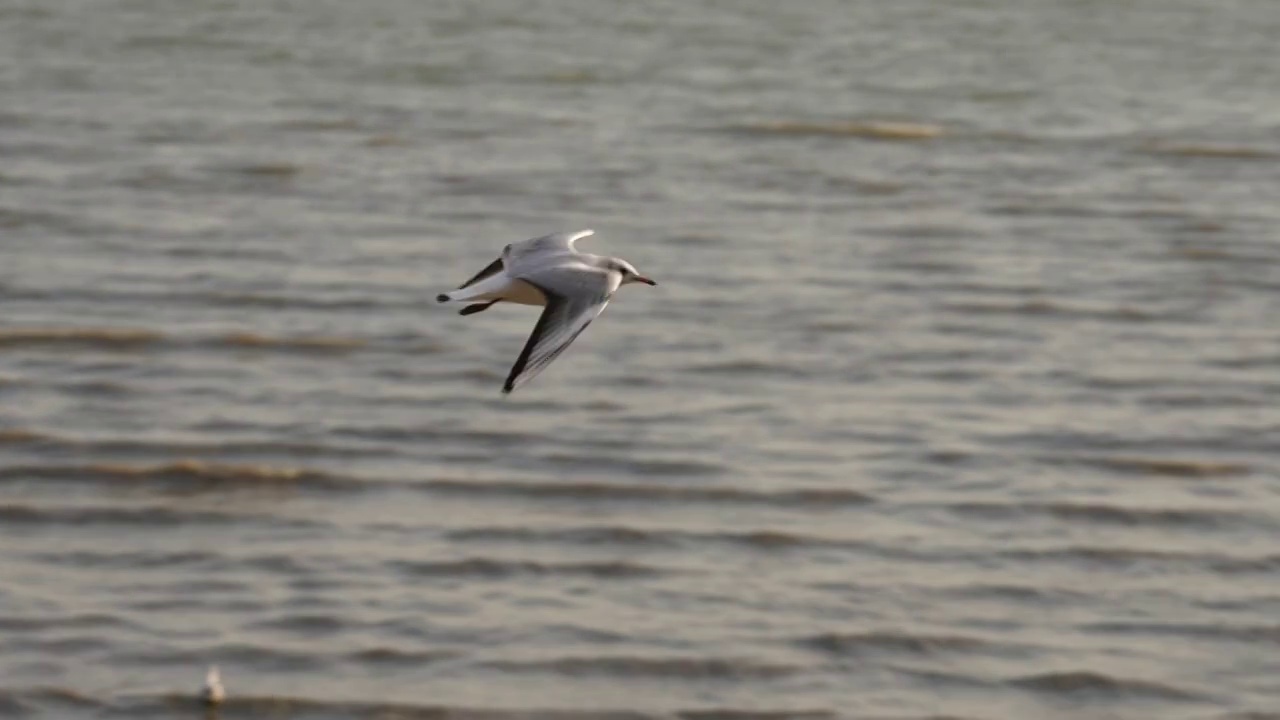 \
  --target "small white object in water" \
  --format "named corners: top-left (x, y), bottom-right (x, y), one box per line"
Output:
top-left (201, 665), bottom-right (225, 705)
